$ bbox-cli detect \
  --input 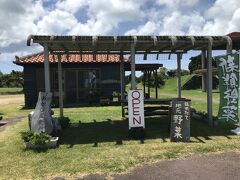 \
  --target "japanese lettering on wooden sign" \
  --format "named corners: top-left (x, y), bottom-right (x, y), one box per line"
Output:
top-left (128, 90), bottom-right (145, 129)
top-left (216, 54), bottom-right (239, 123)
top-left (170, 99), bottom-right (191, 142)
